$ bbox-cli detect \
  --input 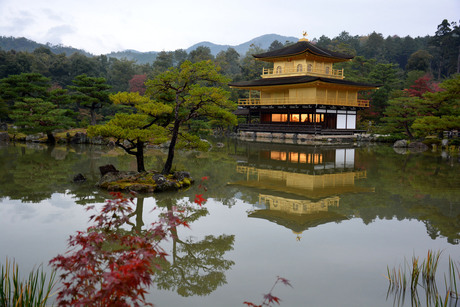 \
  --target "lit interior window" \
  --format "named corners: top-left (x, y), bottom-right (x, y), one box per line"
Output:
top-left (270, 151), bottom-right (287, 161)
top-left (301, 114), bottom-right (309, 122)
top-left (290, 114), bottom-right (300, 122)
top-left (315, 114), bottom-right (324, 122)
top-left (272, 114), bottom-right (288, 122)
top-left (289, 152), bottom-right (299, 163)
top-left (299, 153), bottom-right (307, 163)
